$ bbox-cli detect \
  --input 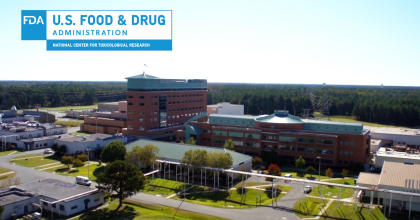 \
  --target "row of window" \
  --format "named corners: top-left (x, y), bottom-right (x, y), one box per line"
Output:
top-left (339, 141), bottom-right (356, 146)
top-left (278, 136), bottom-right (336, 145)
top-left (128, 94), bottom-right (205, 99)
top-left (339, 150), bottom-right (355, 155)
top-left (168, 107), bottom-right (204, 112)
top-left (168, 100), bottom-right (204, 104)
top-left (212, 131), bottom-right (261, 139)
top-left (43, 198), bottom-right (101, 211)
